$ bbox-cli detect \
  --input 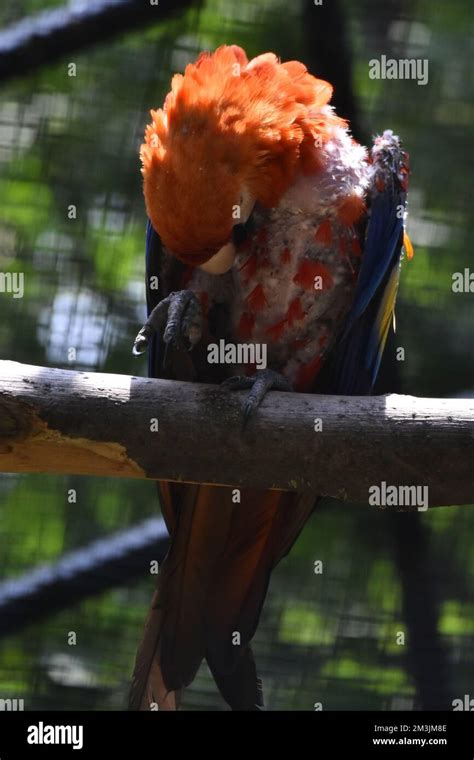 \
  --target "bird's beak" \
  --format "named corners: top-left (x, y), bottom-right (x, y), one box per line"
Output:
top-left (199, 189), bottom-right (255, 275)
top-left (199, 241), bottom-right (236, 274)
